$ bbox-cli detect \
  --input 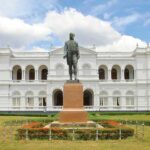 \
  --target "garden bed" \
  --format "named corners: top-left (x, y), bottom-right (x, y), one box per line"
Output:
top-left (16, 120), bottom-right (134, 140)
